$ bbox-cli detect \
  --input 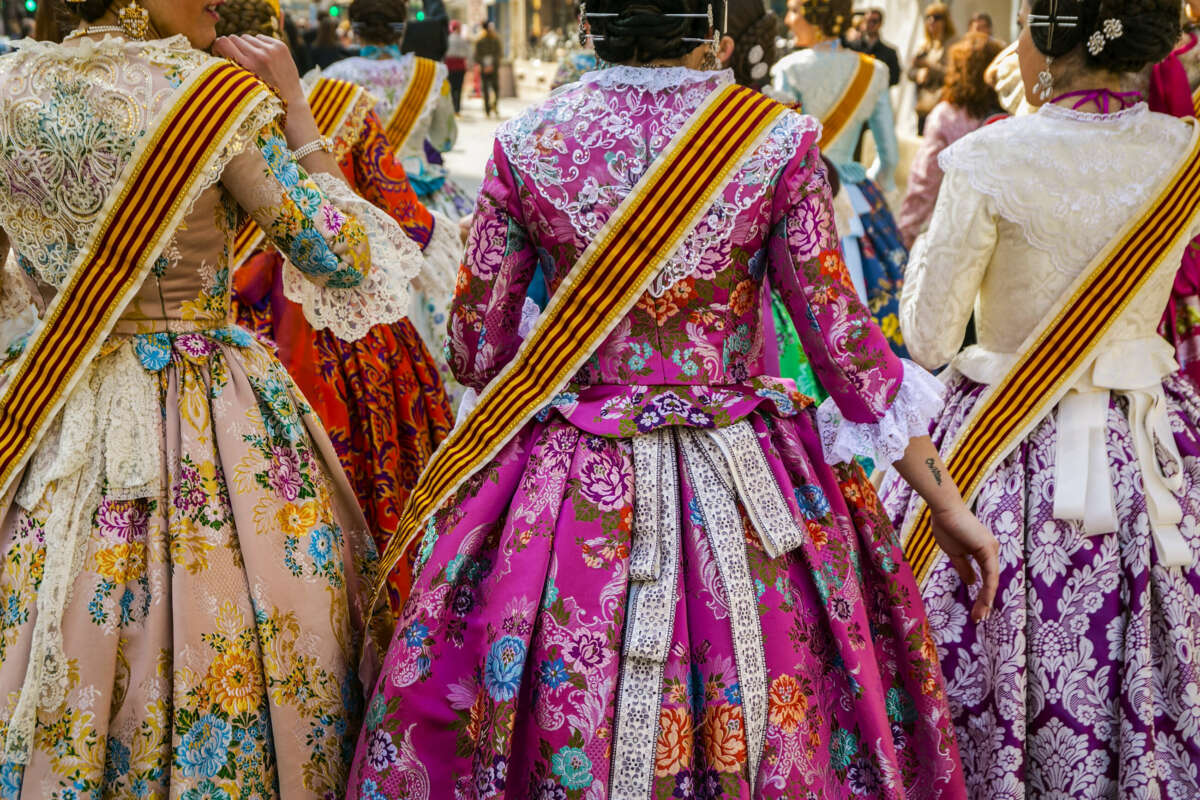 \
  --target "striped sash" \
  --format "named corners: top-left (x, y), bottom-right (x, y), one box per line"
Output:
top-left (819, 53), bottom-right (875, 150)
top-left (370, 84), bottom-right (788, 609)
top-left (384, 56), bottom-right (437, 152)
top-left (231, 76), bottom-right (371, 268)
top-left (902, 121), bottom-right (1200, 586)
top-left (1192, 84), bottom-right (1200, 118)
top-left (0, 62), bottom-right (272, 500)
